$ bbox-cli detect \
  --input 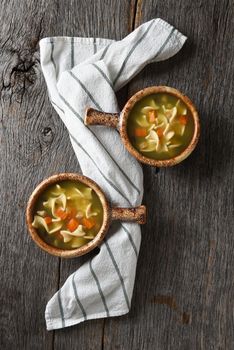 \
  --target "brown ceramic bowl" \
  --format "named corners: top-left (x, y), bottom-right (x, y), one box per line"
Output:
top-left (85, 86), bottom-right (200, 167)
top-left (26, 173), bottom-right (146, 258)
